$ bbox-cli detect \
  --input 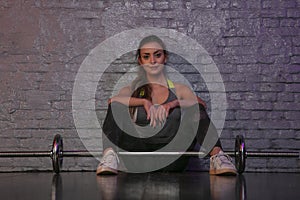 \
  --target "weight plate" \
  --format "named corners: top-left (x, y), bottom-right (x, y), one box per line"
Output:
top-left (51, 134), bottom-right (63, 174)
top-left (235, 135), bottom-right (246, 174)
